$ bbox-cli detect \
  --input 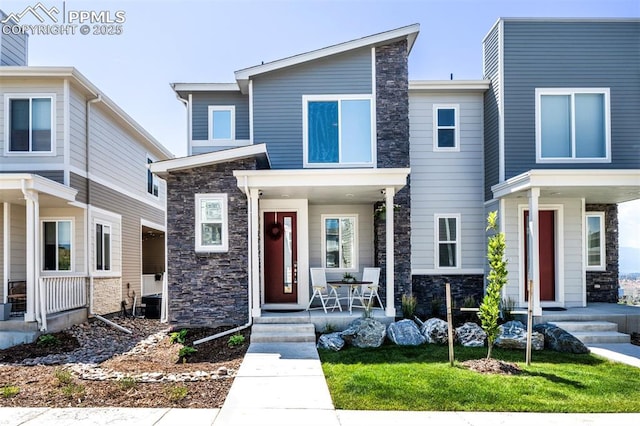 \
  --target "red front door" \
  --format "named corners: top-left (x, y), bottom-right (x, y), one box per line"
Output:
top-left (524, 210), bottom-right (556, 301)
top-left (264, 212), bottom-right (298, 303)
